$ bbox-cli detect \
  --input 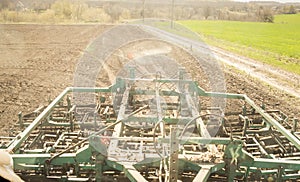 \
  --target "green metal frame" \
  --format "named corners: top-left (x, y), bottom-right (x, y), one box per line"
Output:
top-left (1, 72), bottom-right (300, 181)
